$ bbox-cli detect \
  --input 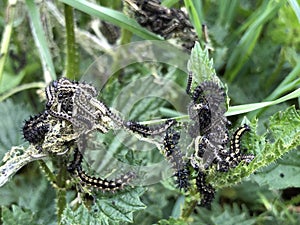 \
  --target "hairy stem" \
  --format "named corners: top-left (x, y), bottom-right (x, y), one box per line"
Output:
top-left (64, 4), bottom-right (79, 80)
